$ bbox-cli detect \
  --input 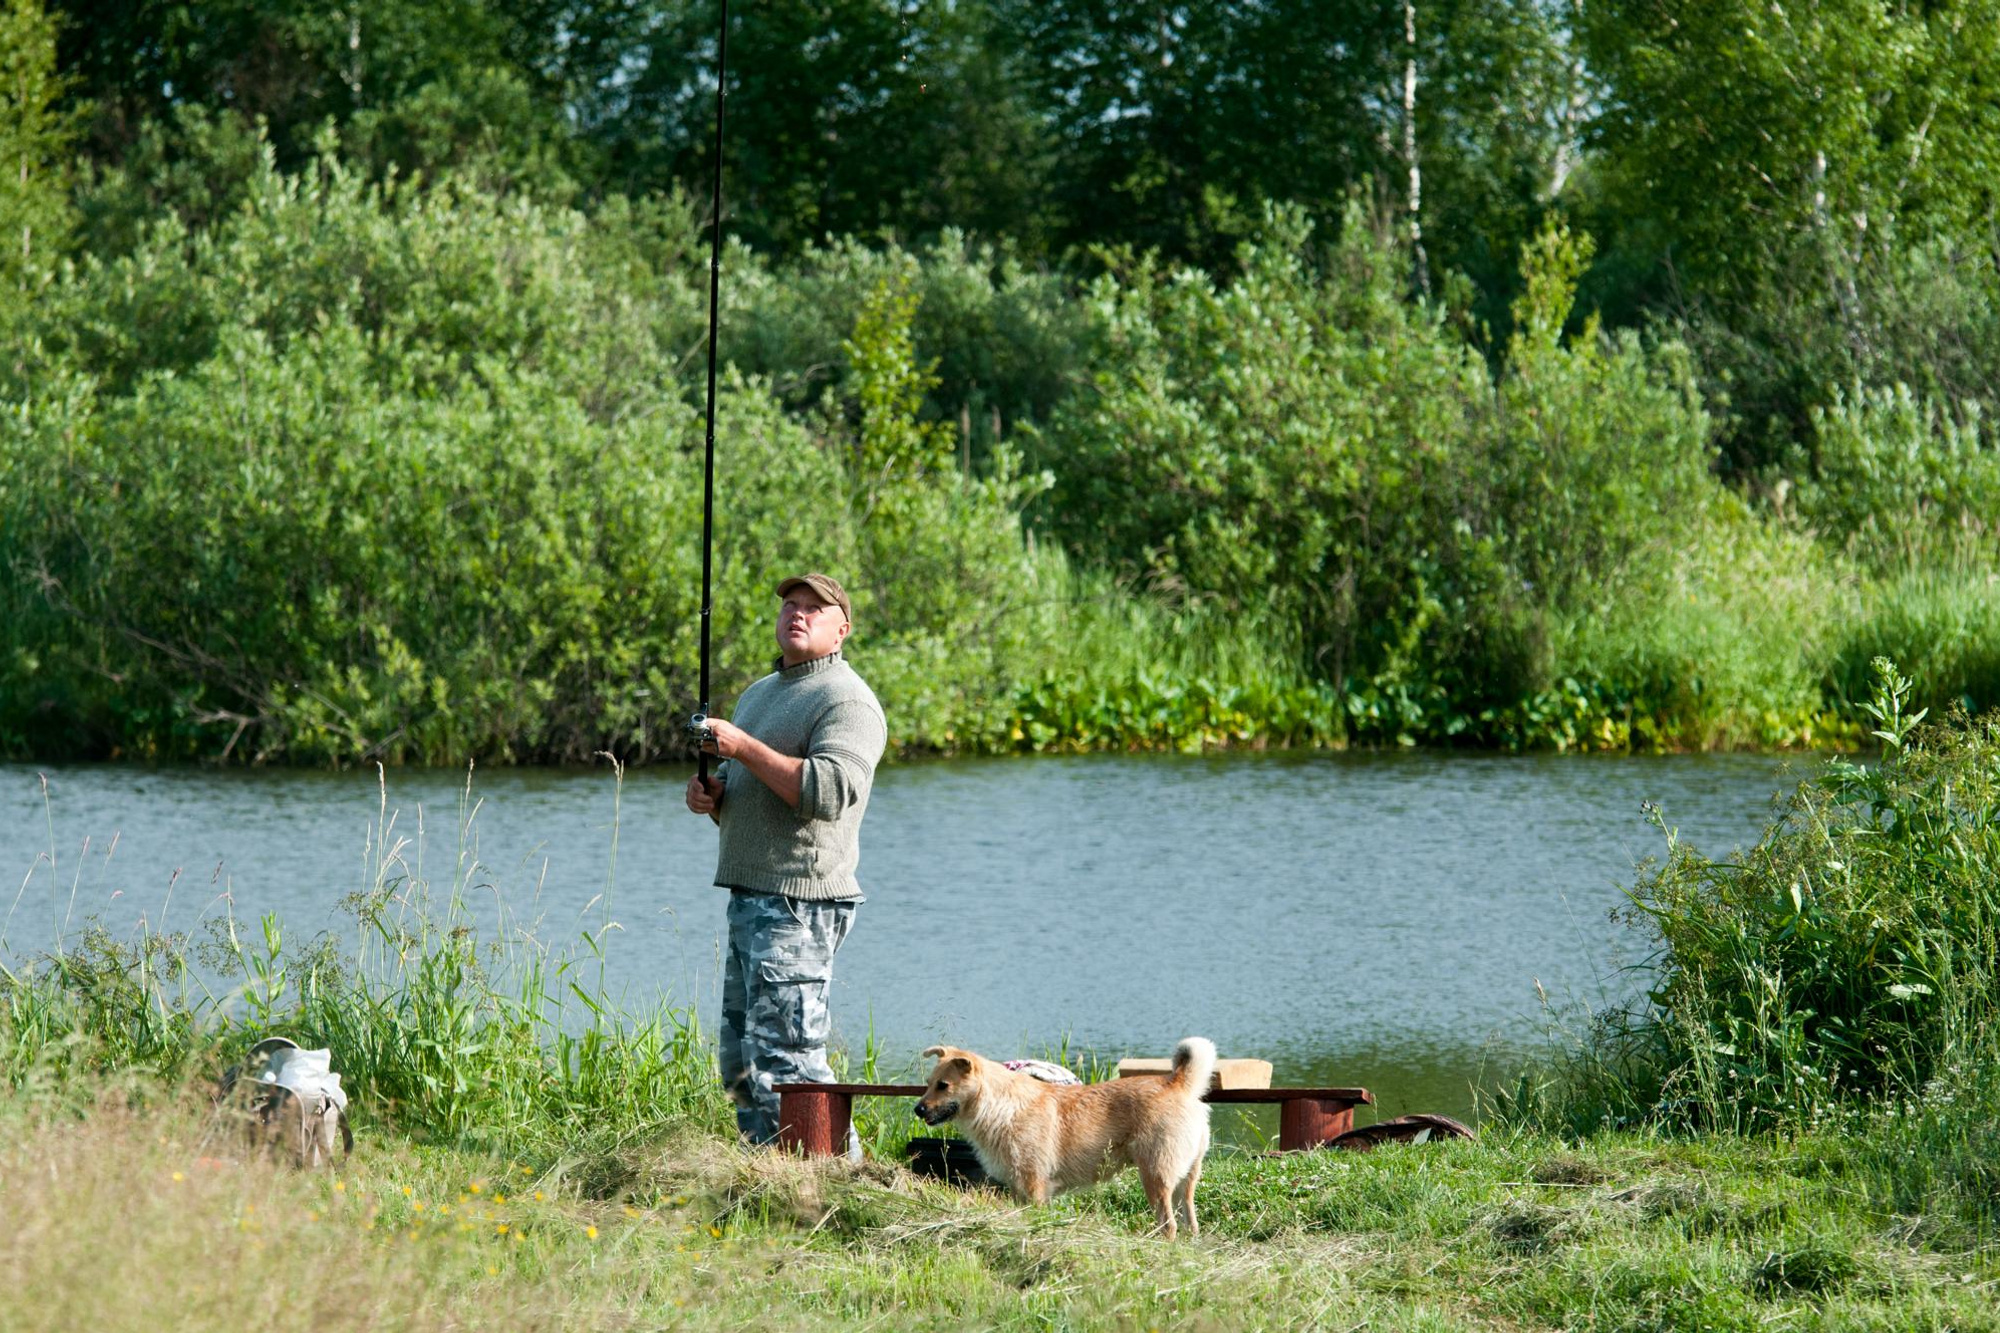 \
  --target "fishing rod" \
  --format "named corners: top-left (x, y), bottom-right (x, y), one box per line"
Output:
top-left (686, 0), bottom-right (730, 777)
